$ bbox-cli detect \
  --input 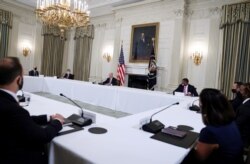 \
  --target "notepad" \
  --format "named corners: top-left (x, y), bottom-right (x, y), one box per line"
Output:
top-left (161, 126), bottom-right (187, 138)
top-left (60, 126), bottom-right (74, 133)
top-left (174, 92), bottom-right (185, 97)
